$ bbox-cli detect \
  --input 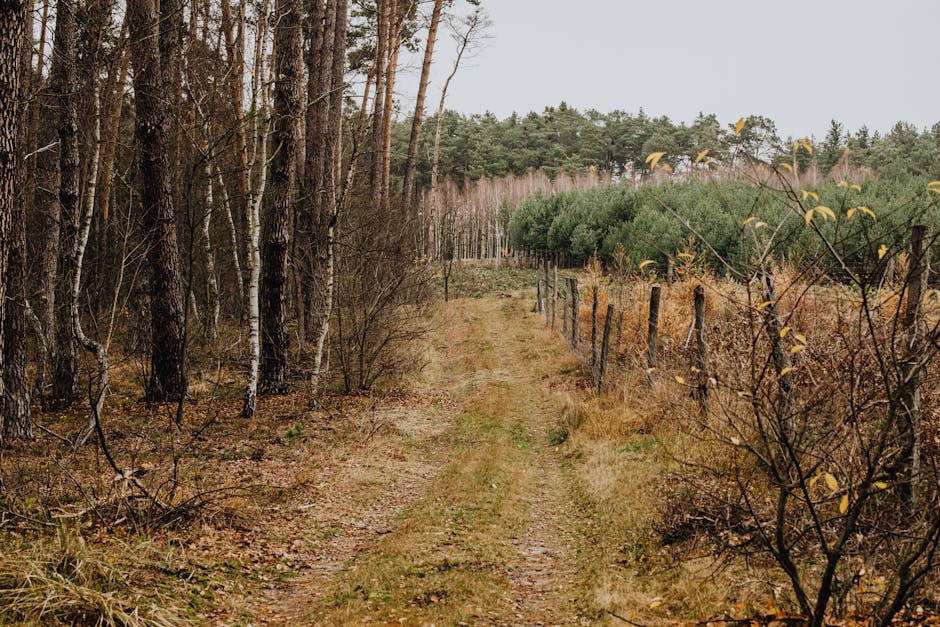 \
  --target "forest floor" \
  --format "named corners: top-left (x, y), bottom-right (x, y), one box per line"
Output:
top-left (3, 280), bottom-right (687, 626)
